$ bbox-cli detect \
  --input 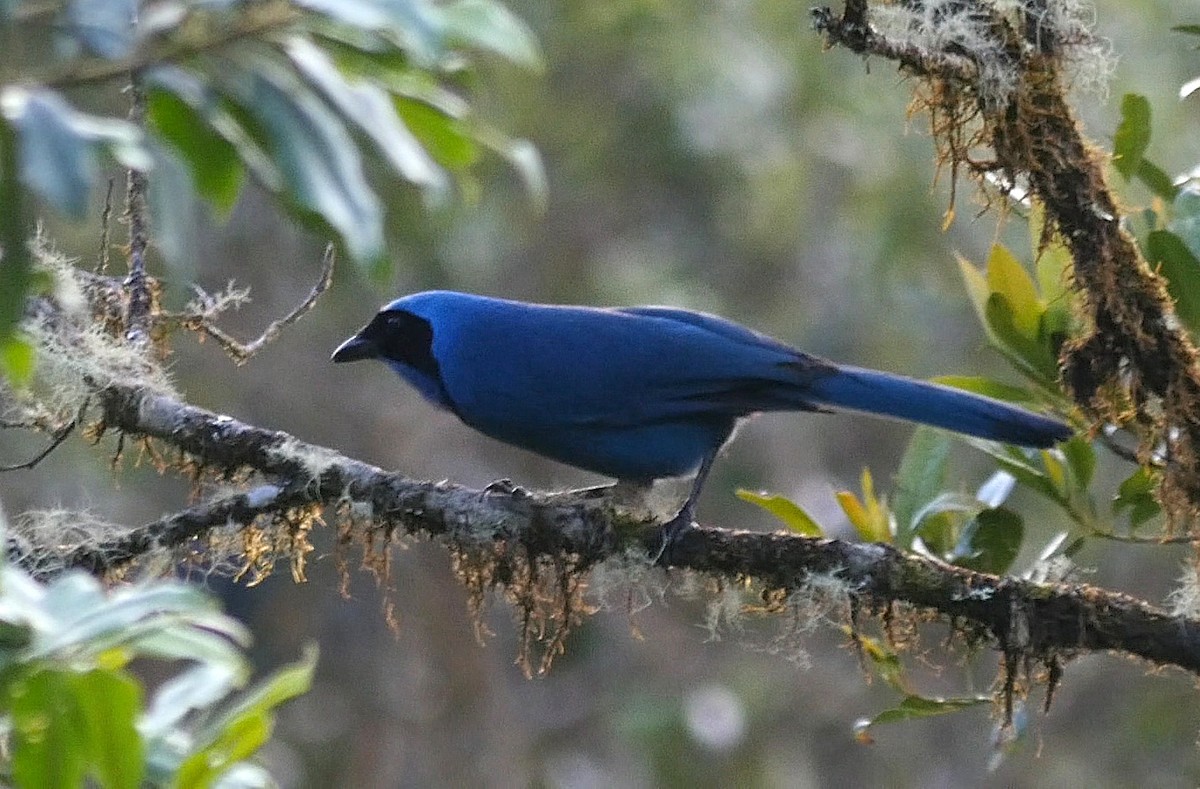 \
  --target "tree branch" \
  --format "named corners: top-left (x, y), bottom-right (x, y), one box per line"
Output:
top-left (30, 381), bottom-right (1191, 676)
